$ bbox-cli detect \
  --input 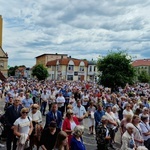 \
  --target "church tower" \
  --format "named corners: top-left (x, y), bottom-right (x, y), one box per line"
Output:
top-left (0, 15), bottom-right (2, 47)
top-left (0, 15), bottom-right (8, 79)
